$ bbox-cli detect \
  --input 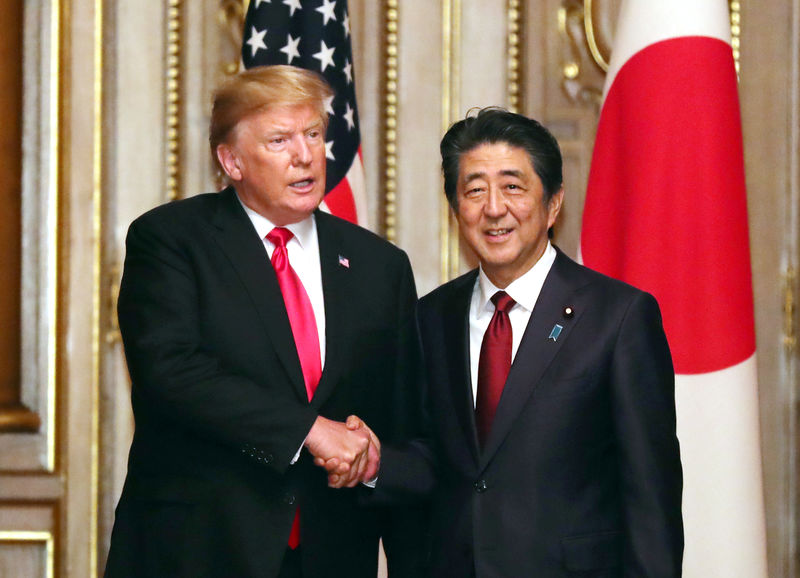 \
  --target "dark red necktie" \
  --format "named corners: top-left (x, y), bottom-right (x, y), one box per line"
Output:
top-left (266, 227), bottom-right (321, 549)
top-left (476, 291), bottom-right (515, 448)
